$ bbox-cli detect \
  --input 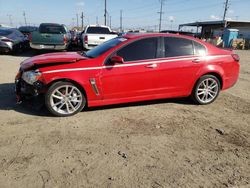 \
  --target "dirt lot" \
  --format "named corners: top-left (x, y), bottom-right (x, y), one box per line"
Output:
top-left (0, 50), bottom-right (249, 188)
